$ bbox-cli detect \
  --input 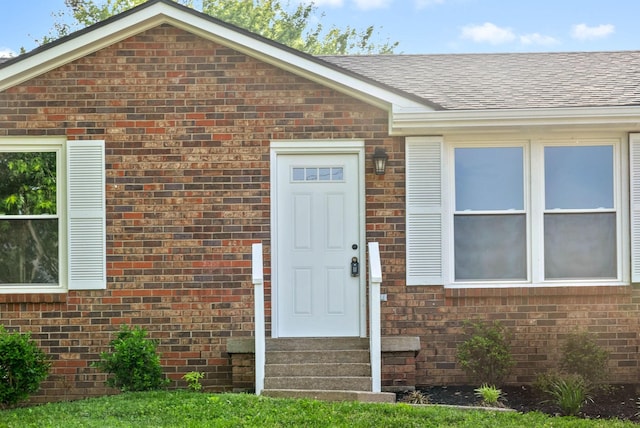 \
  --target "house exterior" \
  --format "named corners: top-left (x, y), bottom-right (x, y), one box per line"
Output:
top-left (1, 0), bottom-right (640, 402)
